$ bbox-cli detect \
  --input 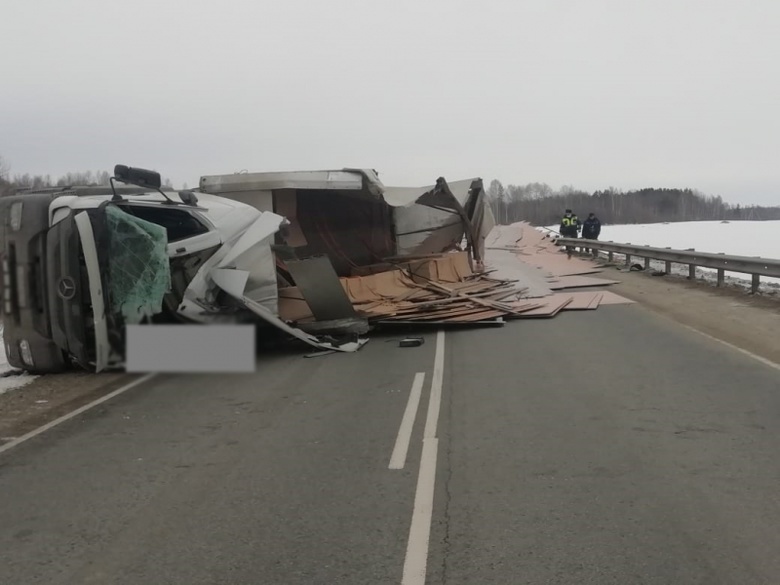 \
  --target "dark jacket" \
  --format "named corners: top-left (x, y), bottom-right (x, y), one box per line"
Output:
top-left (559, 214), bottom-right (581, 237)
top-left (582, 217), bottom-right (601, 239)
